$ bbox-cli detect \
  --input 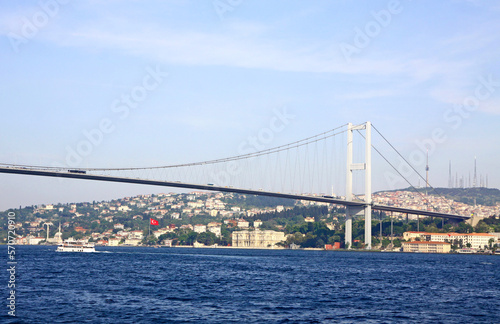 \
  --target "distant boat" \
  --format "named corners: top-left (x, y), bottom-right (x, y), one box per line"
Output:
top-left (457, 248), bottom-right (476, 254)
top-left (56, 239), bottom-right (96, 252)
